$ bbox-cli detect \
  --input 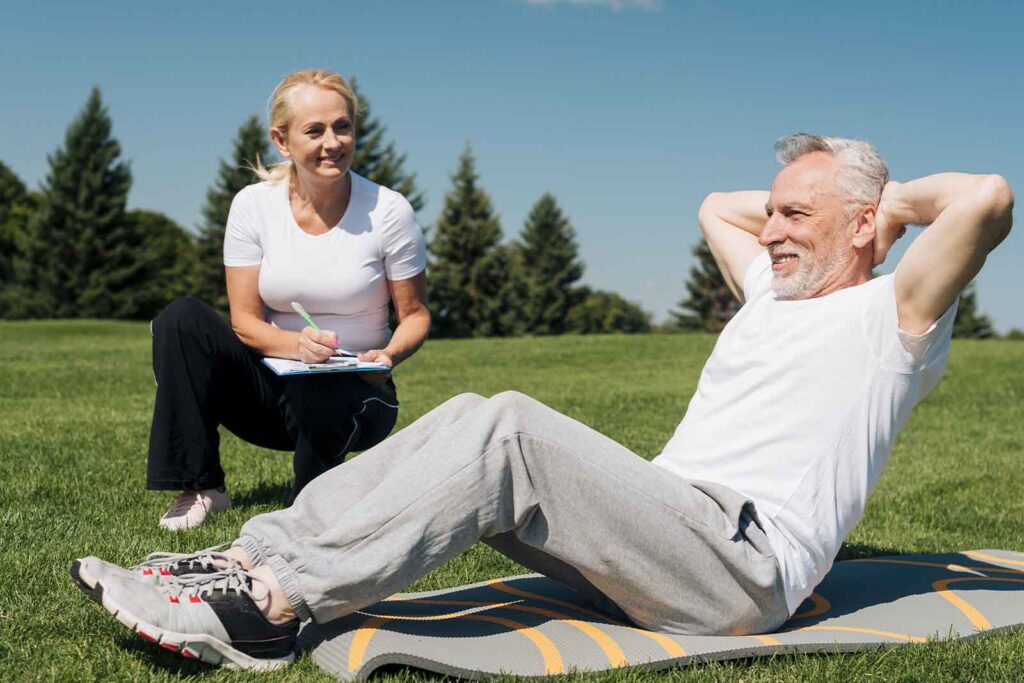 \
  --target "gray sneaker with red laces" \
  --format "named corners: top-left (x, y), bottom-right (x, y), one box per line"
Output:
top-left (86, 566), bottom-right (299, 670)
top-left (71, 543), bottom-right (239, 604)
